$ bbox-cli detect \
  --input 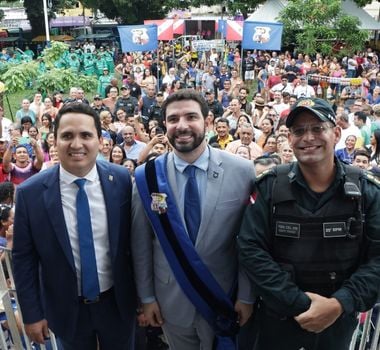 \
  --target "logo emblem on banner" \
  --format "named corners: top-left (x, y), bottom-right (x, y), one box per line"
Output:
top-left (253, 26), bottom-right (271, 43)
top-left (131, 28), bottom-right (150, 45)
